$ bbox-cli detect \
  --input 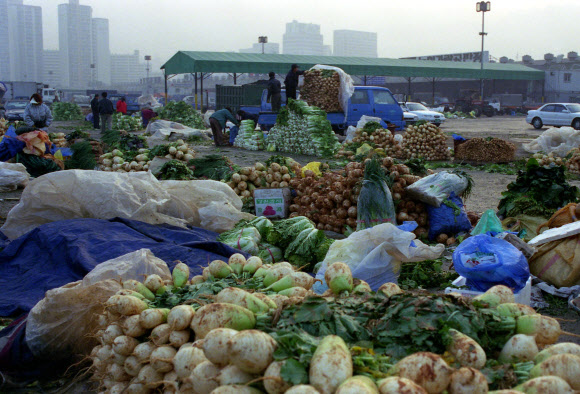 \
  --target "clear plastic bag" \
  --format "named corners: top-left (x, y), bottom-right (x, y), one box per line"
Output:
top-left (308, 64), bottom-right (355, 113)
top-left (315, 223), bottom-right (445, 291)
top-left (523, 127), bottom-right (580, 157)
top-left (25, 249), bottom-right (171, 359)
top-left (452, 234), bottom-right (530, 292)
top-left (344, 126), bottom-right (357, 143)
top-left (357, 179), bottom-right (396, 231)
top-left (405, 171), bottom-right (469, 207)
top-left (146, 119), bottom-right (210, 146)
top-left (0, 162), bottom-right (29, 192)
